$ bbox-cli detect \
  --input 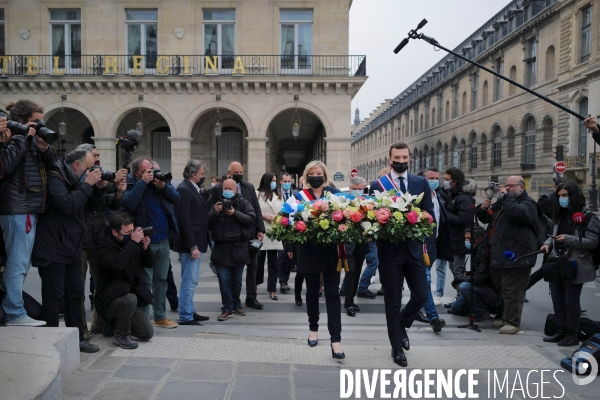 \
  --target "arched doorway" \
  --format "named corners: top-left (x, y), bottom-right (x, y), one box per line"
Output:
top-left (45, 108), bottom-right (94, 158)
